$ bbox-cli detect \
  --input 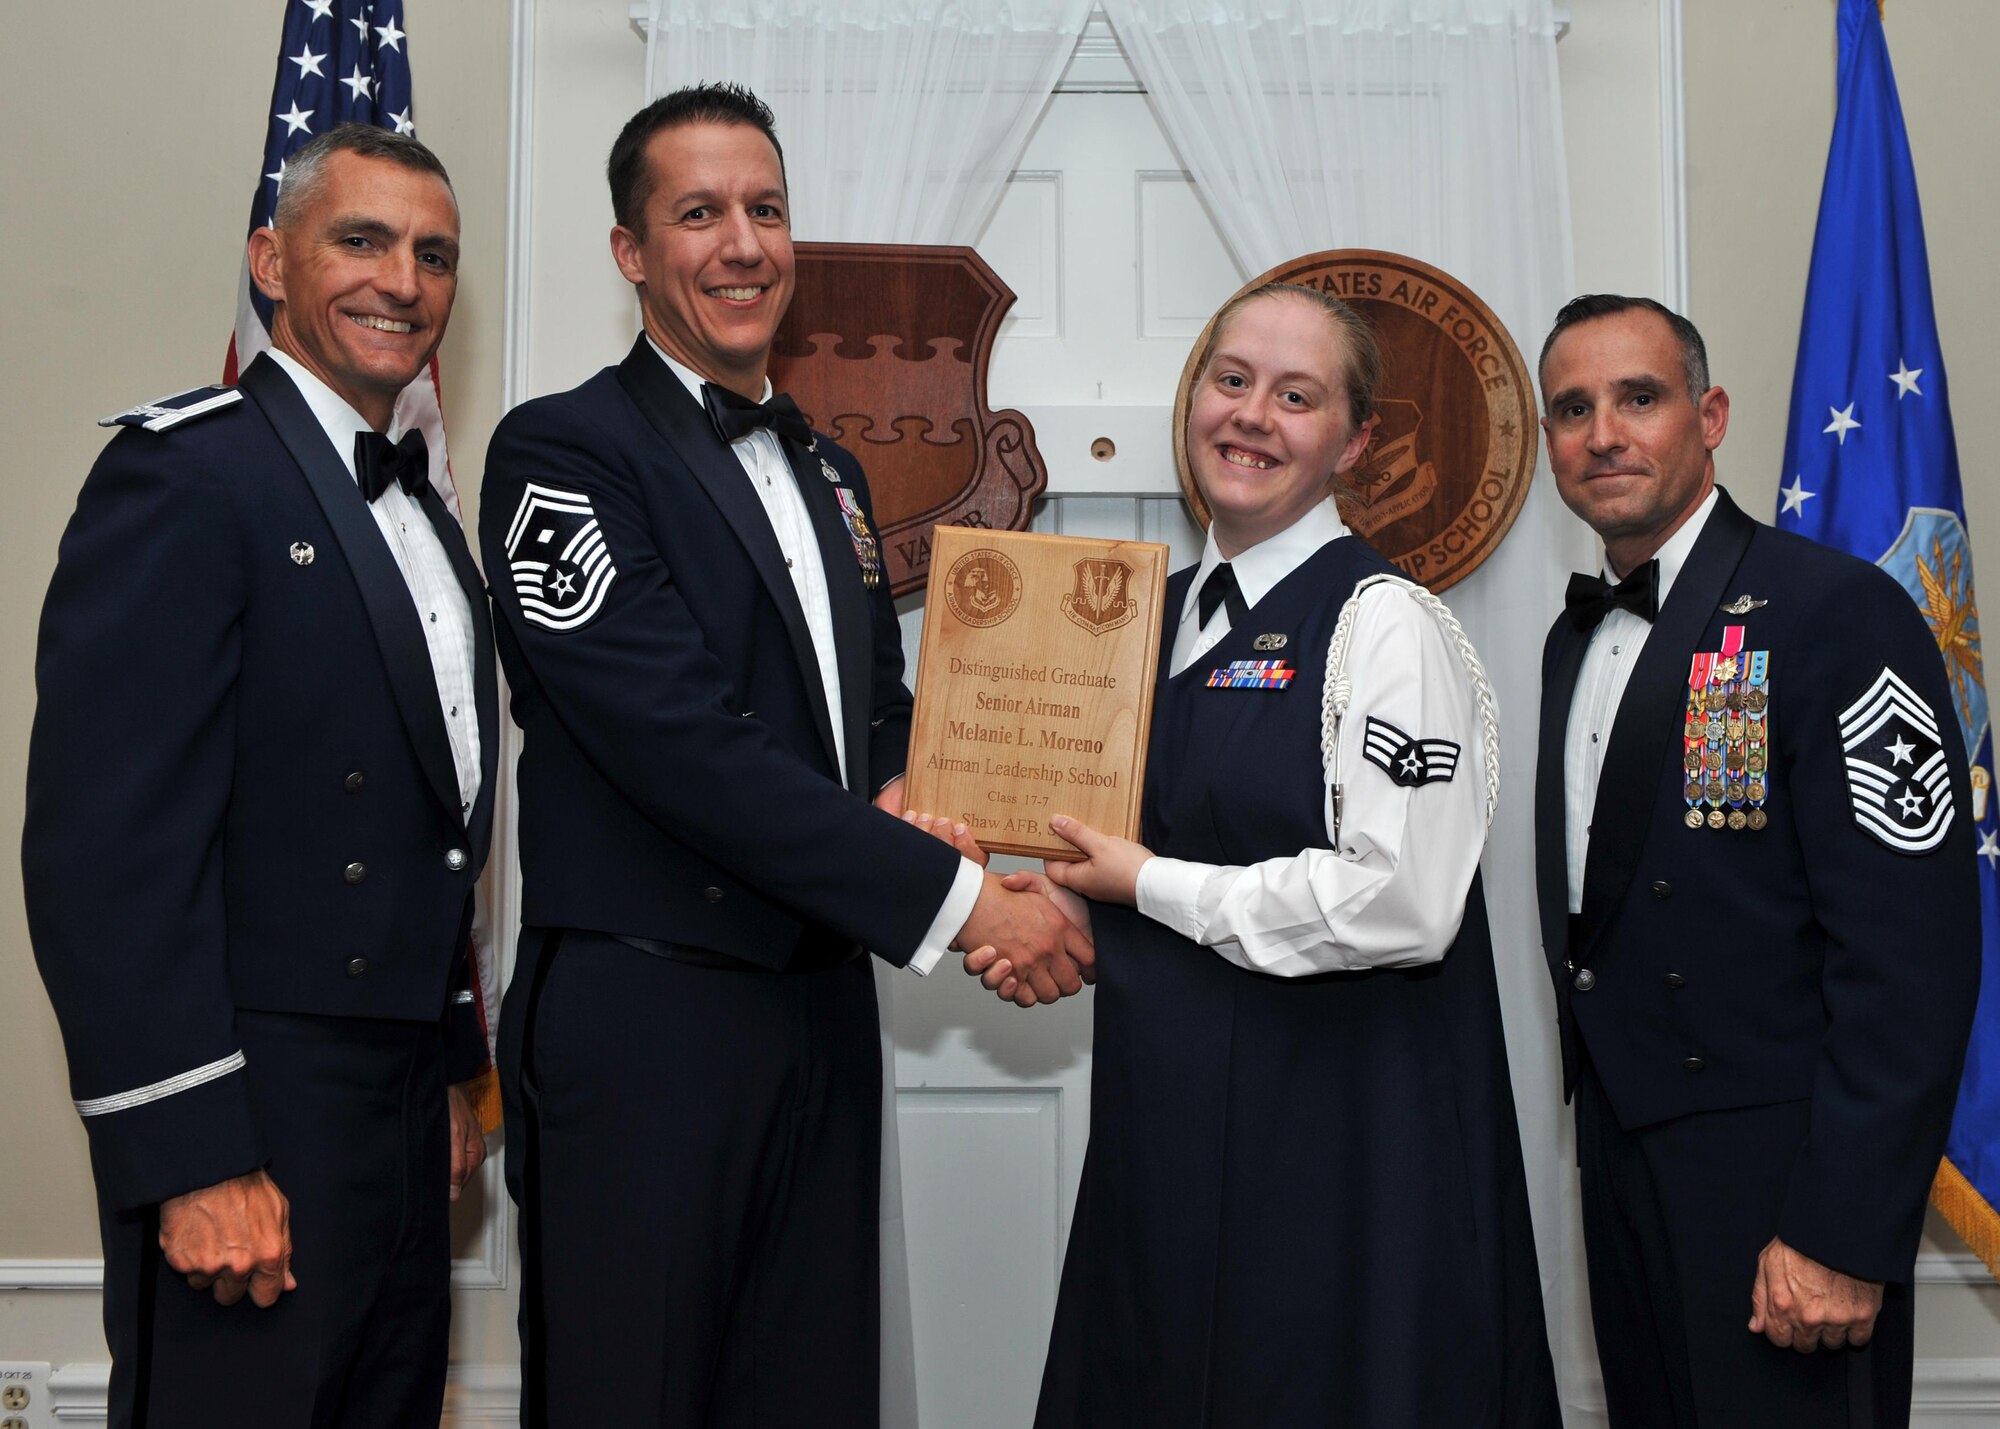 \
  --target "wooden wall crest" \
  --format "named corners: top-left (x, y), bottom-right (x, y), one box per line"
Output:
top-left (1174, 249), bottom-right (1538, 592)
top-left (769, 243), bottom-right (1049, 597)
